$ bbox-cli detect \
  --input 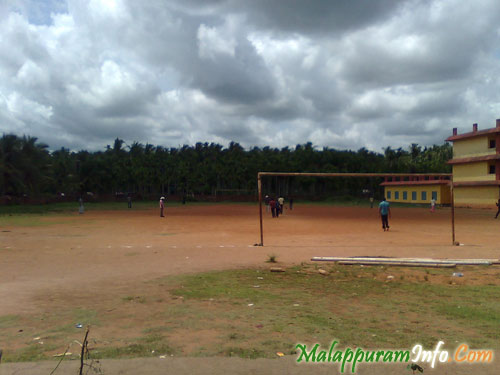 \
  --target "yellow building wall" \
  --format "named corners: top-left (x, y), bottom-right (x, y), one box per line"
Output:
top-left (384, 184), bottom-right (451, 204)
top-left (452, 162), bottom-right (495, 182)
top-left (453, 137), bottom-right (495, 158)
top-left (454, 186), bottom-right (499, 207)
